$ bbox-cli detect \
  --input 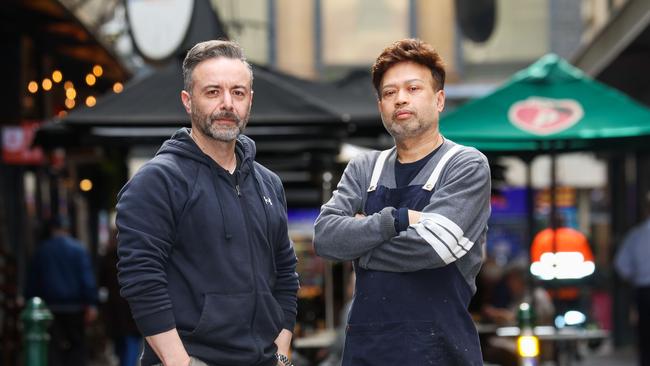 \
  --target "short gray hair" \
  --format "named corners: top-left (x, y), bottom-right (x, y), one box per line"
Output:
top-left (182, 40), bottom-right (253, 93)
